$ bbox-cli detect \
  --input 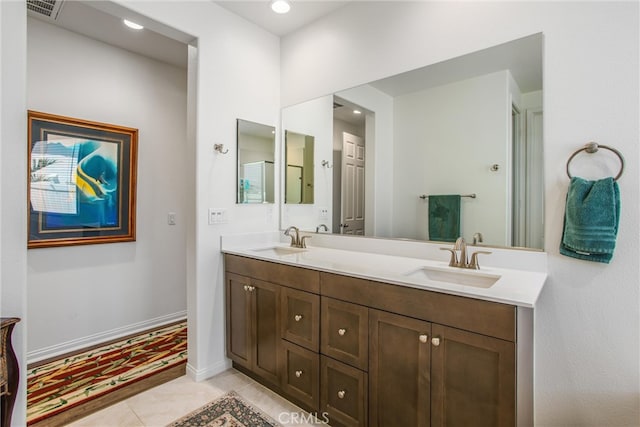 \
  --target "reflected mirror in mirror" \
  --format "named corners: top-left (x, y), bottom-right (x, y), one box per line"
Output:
top-left (280, 33), bottom-right (544, 250)
top-left (237, 119), bottom-right (275, 204)
top-left (285, 130), bottom-right (314, 204)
